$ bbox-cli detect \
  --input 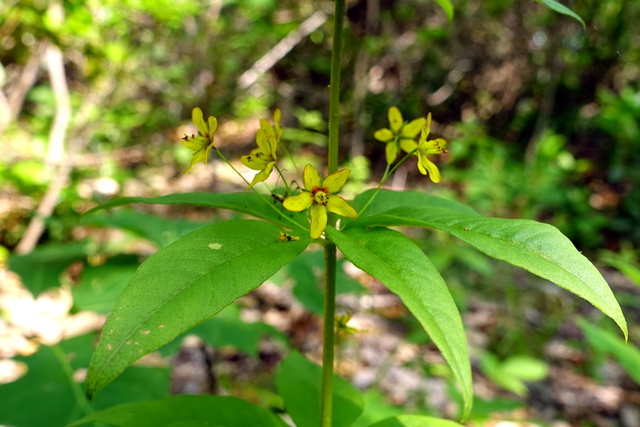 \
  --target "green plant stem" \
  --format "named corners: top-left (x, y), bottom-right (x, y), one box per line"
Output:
top-left (279, 141), bottom-right (302, 179)
top-left (327, 0), bottom-right (345, 176)
top-left (52, 344), bottom-right (94, 416)
top-left (357, 148), bottom-right (417, 216)
top-left (321, 1), bottom-right (345, 426)
top-left (274, 164), bottom-right (291, 193)
top-left (321, 241), bottom-right (337, 427)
